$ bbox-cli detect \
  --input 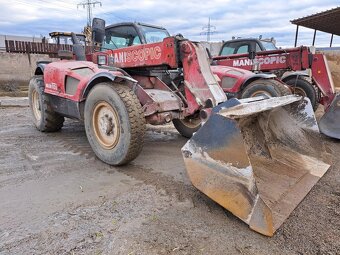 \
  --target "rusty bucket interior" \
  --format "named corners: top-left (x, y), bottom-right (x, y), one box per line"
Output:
top-left (182, 96), bottom-right (331, 236)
